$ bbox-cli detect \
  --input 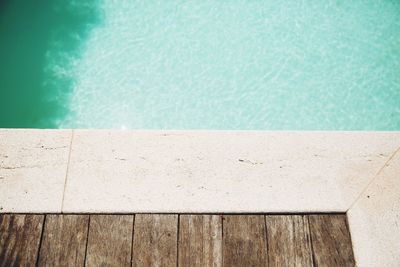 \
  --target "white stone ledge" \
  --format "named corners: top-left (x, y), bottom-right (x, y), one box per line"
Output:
top-left (0, 129), bottom-right (398, 214)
